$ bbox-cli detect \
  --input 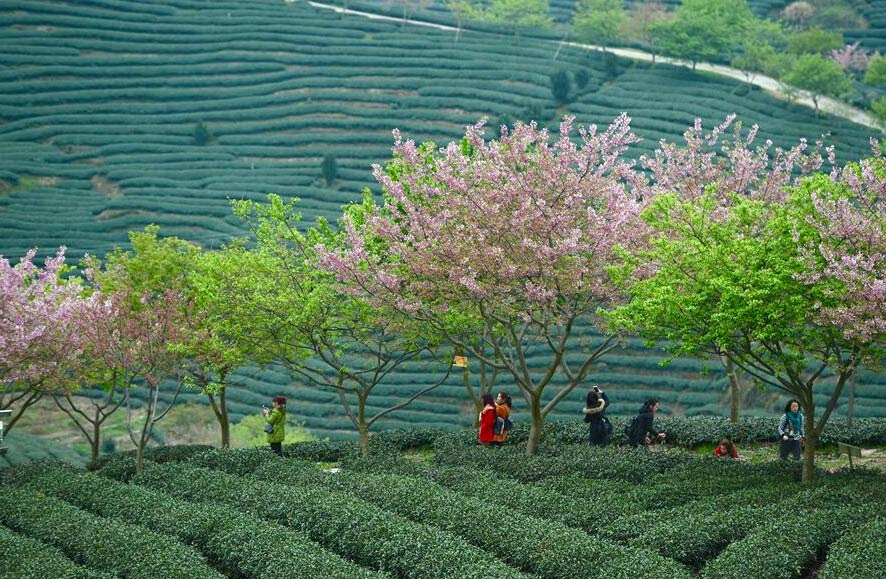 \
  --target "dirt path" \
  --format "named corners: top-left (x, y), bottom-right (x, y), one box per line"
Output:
top-left (307, 1), bottom-right (882, 131)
